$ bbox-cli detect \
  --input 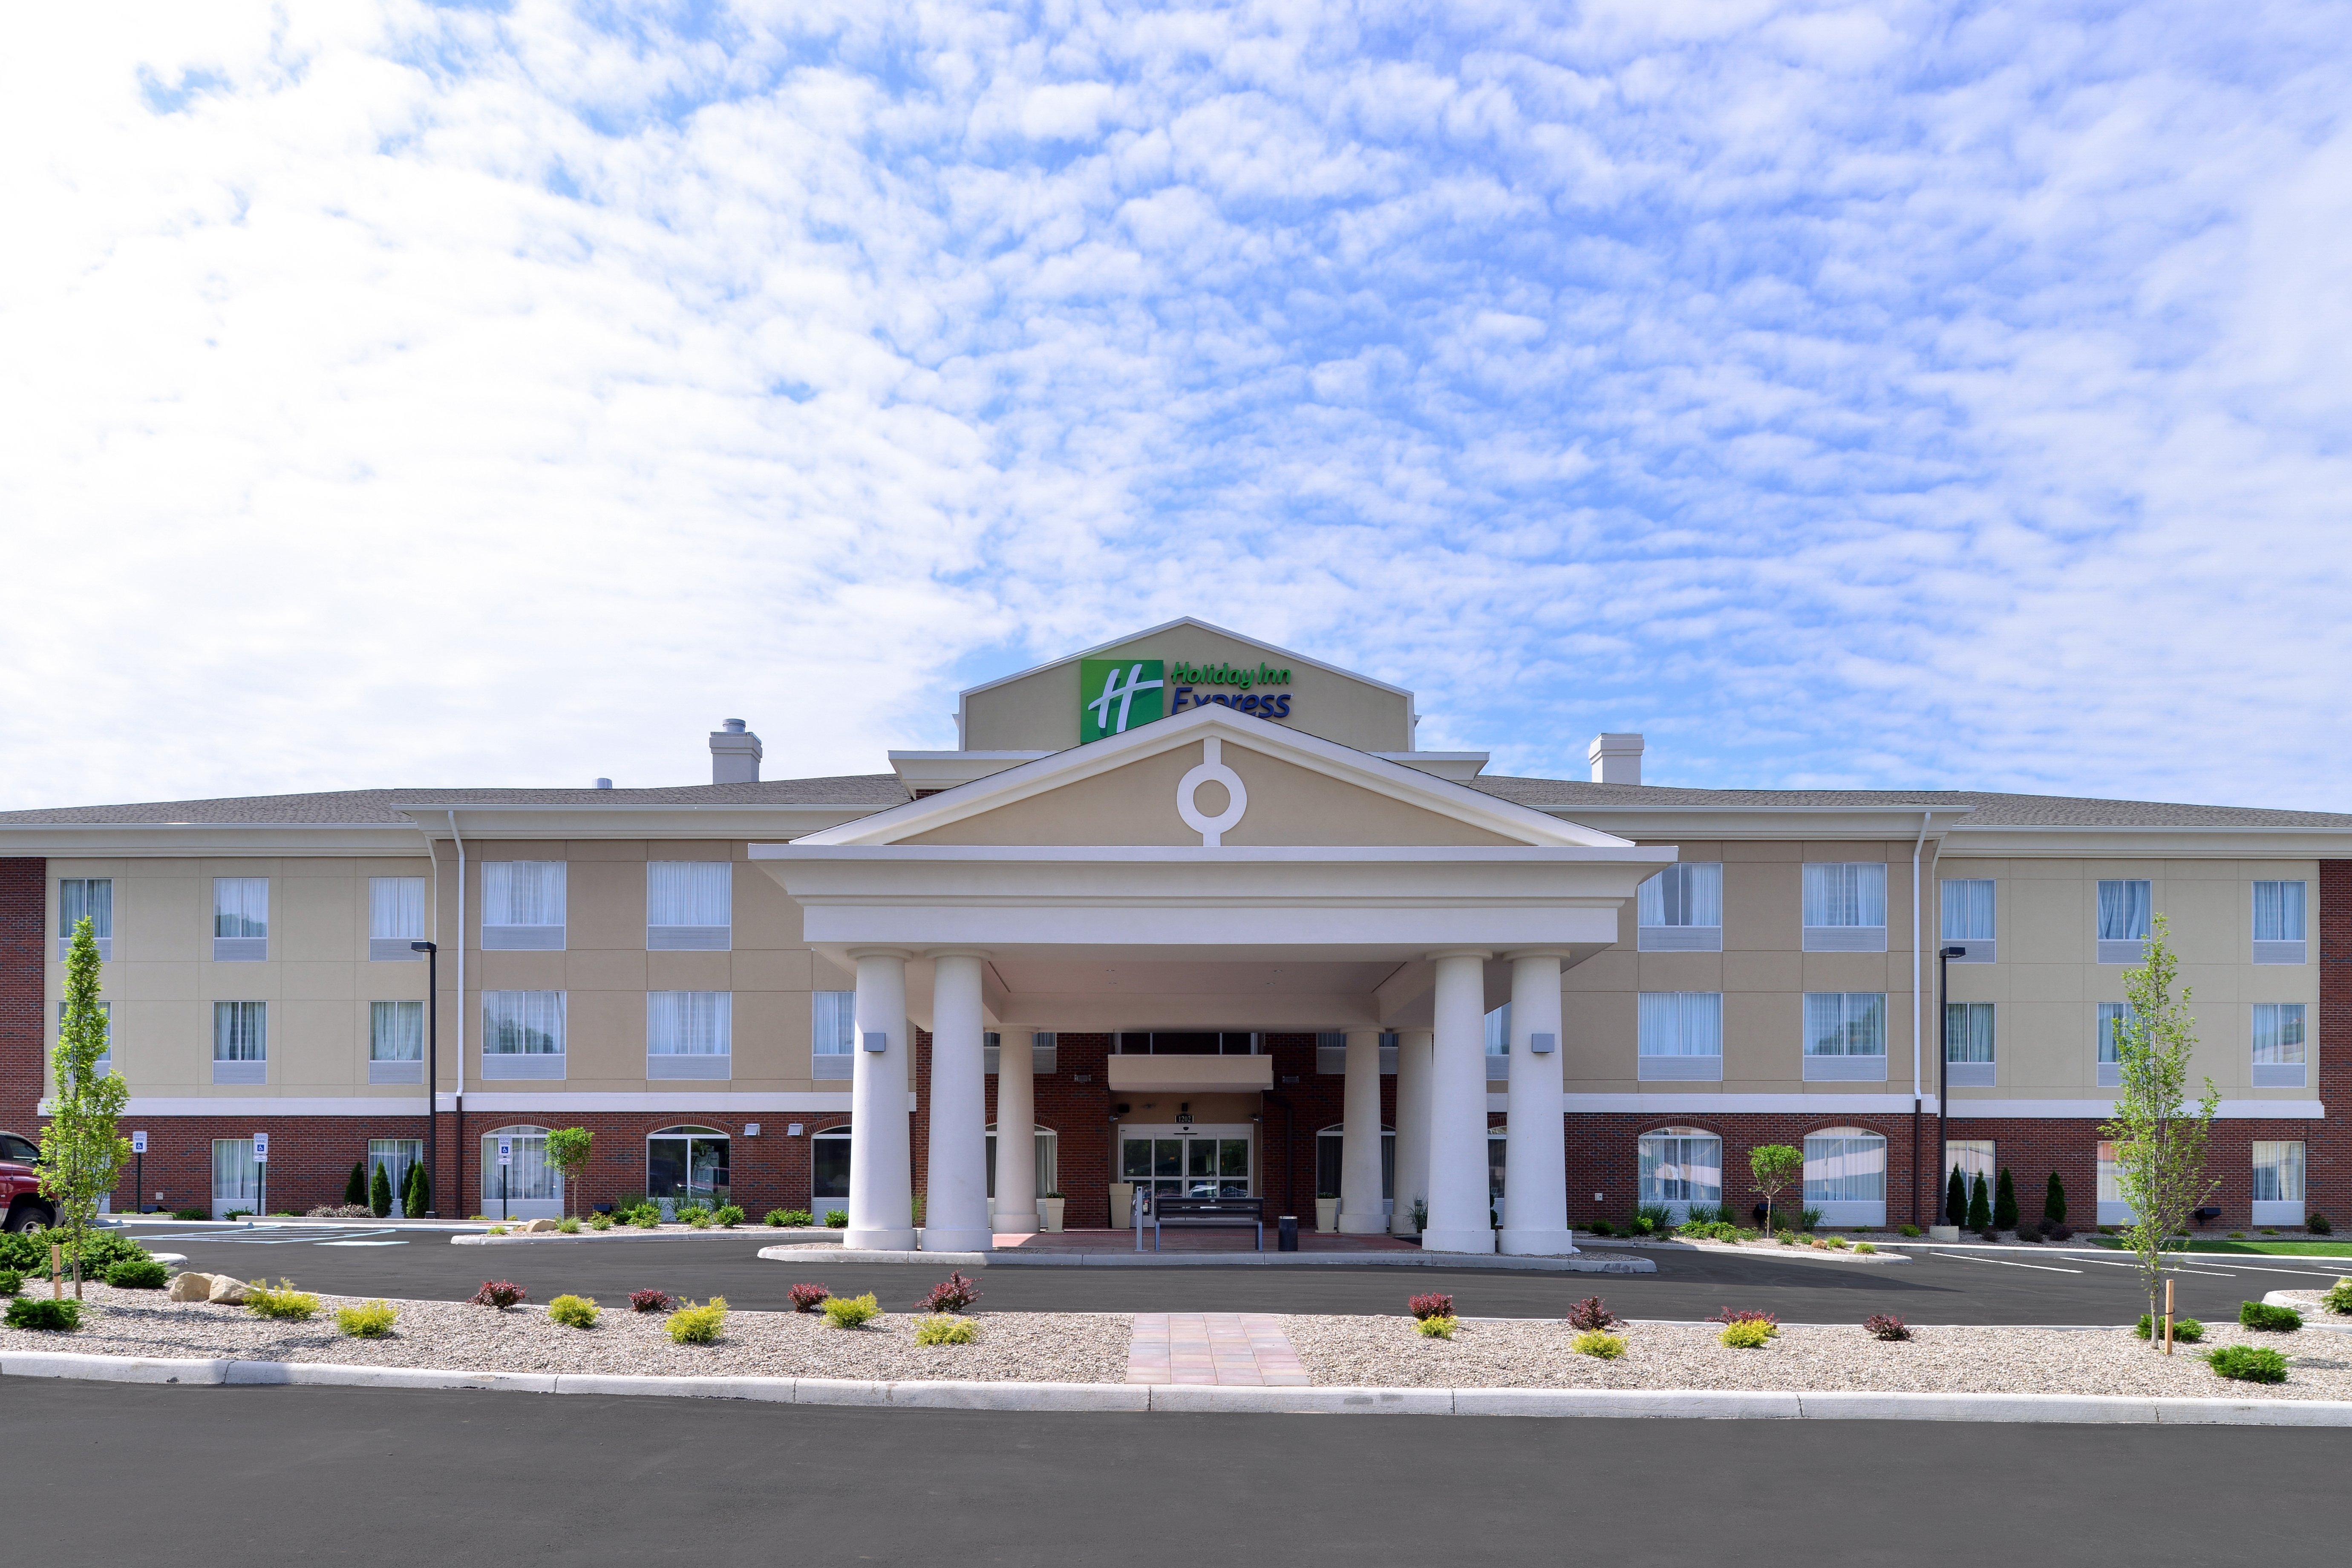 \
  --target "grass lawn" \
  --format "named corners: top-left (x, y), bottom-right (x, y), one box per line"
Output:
top-left (2083, 1236), bottom-right (2352, 1257)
